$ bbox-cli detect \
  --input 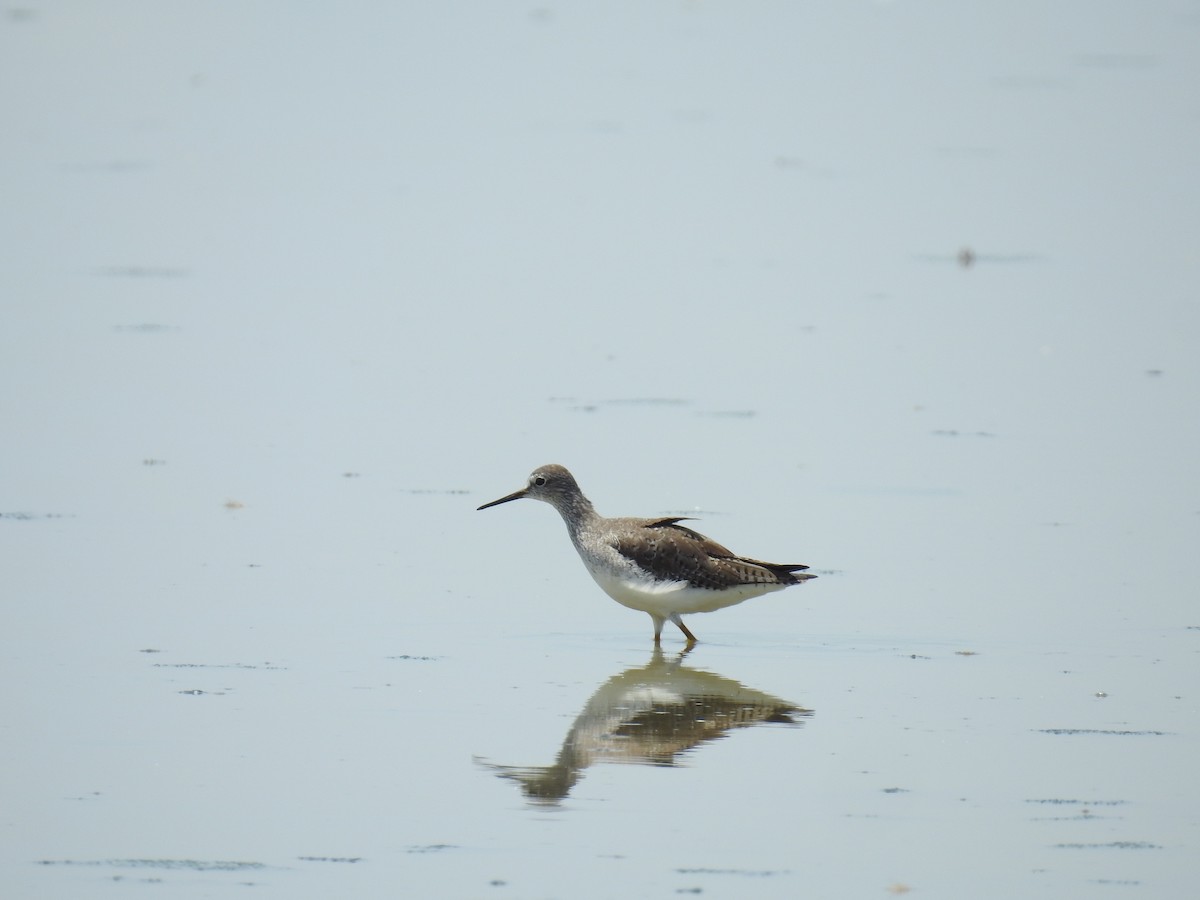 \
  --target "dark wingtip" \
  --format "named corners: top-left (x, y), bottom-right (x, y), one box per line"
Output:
top-left (775, 565), bottom-right (817, 584)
